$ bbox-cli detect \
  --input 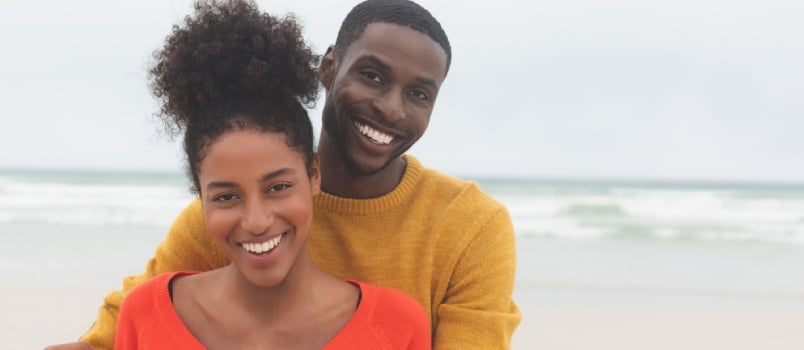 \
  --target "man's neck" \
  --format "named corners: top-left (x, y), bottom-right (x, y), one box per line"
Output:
top-left (318, 138), bottom-right (406, 199)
